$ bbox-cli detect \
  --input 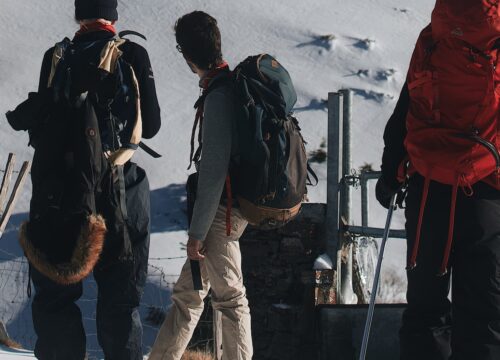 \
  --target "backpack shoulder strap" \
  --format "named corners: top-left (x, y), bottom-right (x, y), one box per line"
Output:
top-left (98, 37), bottom-right (127, 74)
top-left (47, 37), bottom-right (72, 89)
top-left (194, 72), bottom-right (234, 110)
